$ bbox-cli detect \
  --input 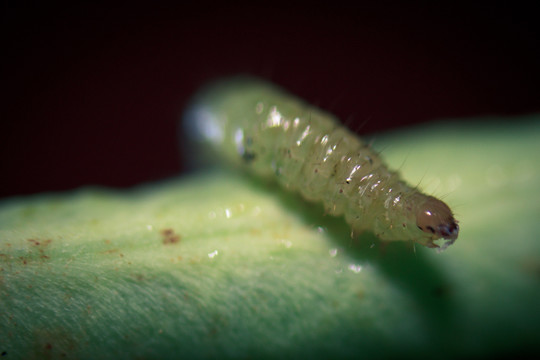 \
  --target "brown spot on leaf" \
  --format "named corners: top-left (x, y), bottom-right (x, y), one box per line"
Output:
top-left (28, 239), bottom-right (52, 247)
top-left (161, 228), bottom-right (181, 245)
top-left (101, 249), bottom-right (120, 255)
top-left (30, 327), bottom-right (78, 359)
top-left (20, 239), bottom-right (53, 264)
